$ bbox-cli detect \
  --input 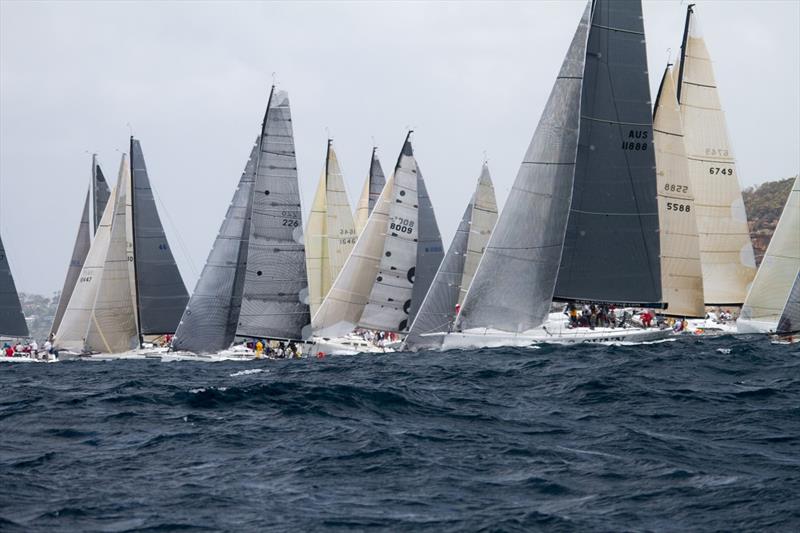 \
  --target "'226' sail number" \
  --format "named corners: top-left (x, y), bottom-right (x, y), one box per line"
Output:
top-left (281, 210), bottom-right (300, 227)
